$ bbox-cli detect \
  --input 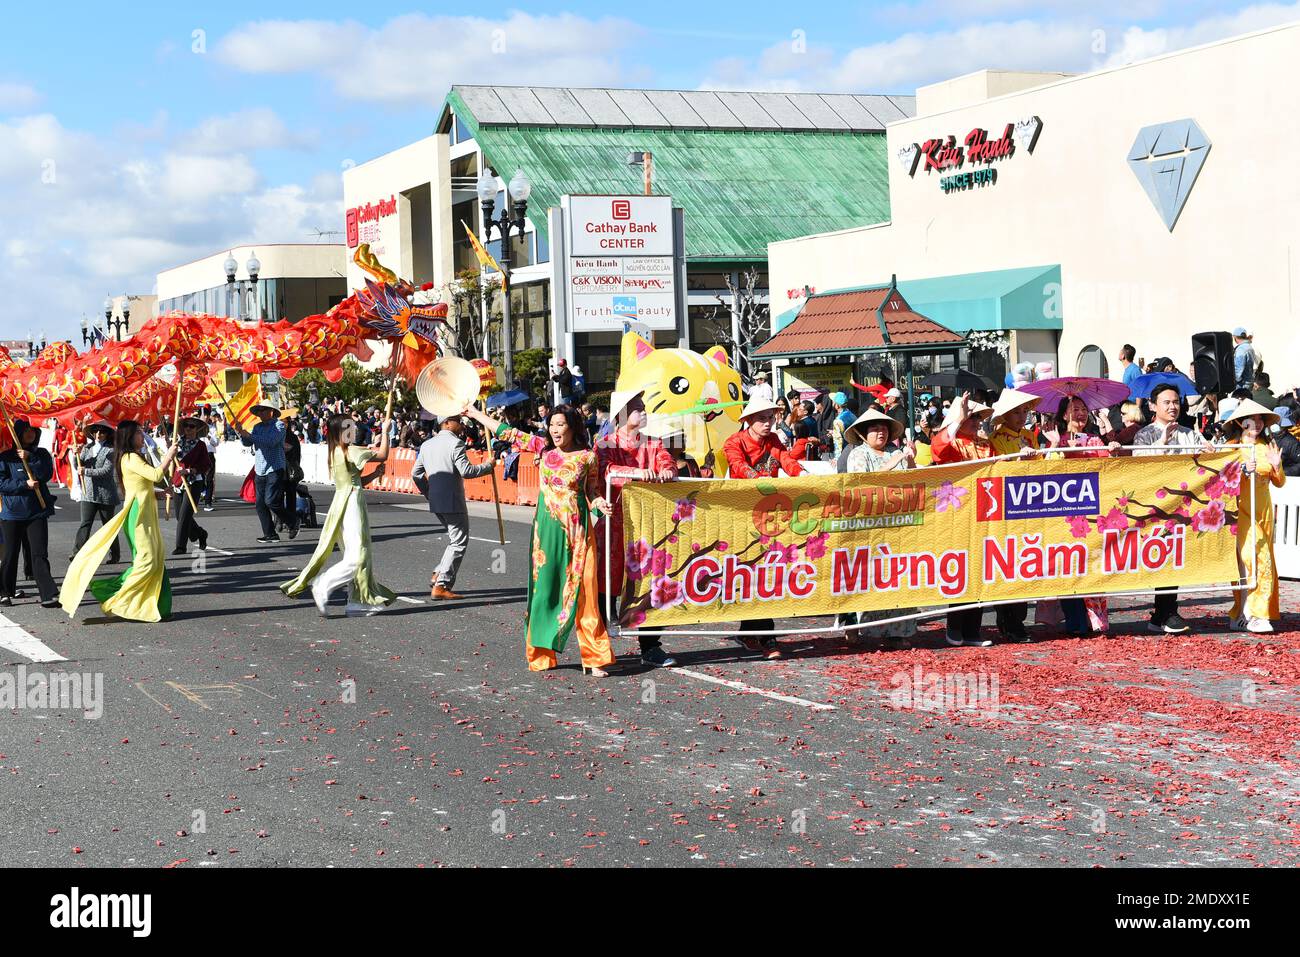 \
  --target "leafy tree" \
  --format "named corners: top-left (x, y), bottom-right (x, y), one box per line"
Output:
top-left (281, 358), bottom-right (417, 413)
top-left (511, 347), bottom-right (551, 396)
